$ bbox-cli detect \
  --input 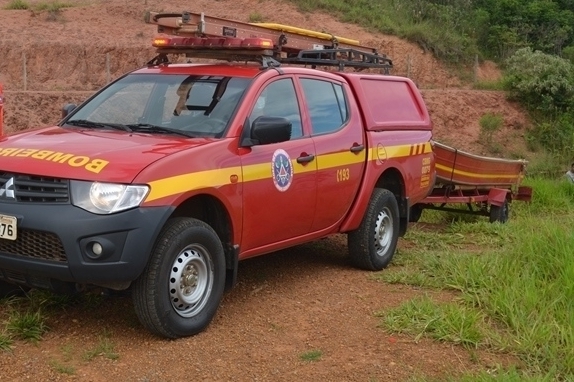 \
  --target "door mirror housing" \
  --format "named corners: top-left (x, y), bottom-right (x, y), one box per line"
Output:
top-left (242, 116), bottom-right (292, 147)
top-left (61, 103), bottom-right (77, 119)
